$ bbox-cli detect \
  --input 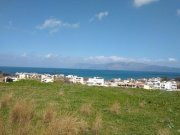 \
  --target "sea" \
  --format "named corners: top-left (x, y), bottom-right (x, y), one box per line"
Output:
top-left (0, 66), bottom-right (180, 80)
